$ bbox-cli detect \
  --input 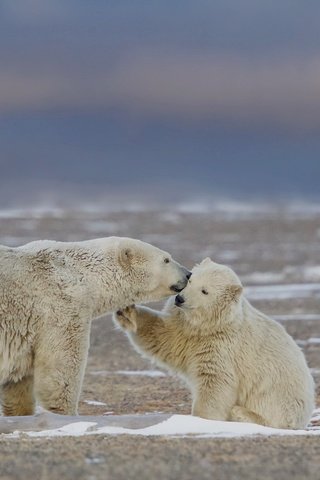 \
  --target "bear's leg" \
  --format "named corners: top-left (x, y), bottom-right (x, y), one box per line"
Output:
top-left (192, 396), bottom-right (230, 421)
top-left (192, 379), bottom-right (237, 421)
top-left (34, 356), bottom-right (86, 415)
top-left (229, 405), bottom-right (267, 426)
top-left (33, 327), bottom-right (90, 415)
top-left (1, 374), bottom-right (35, 416)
